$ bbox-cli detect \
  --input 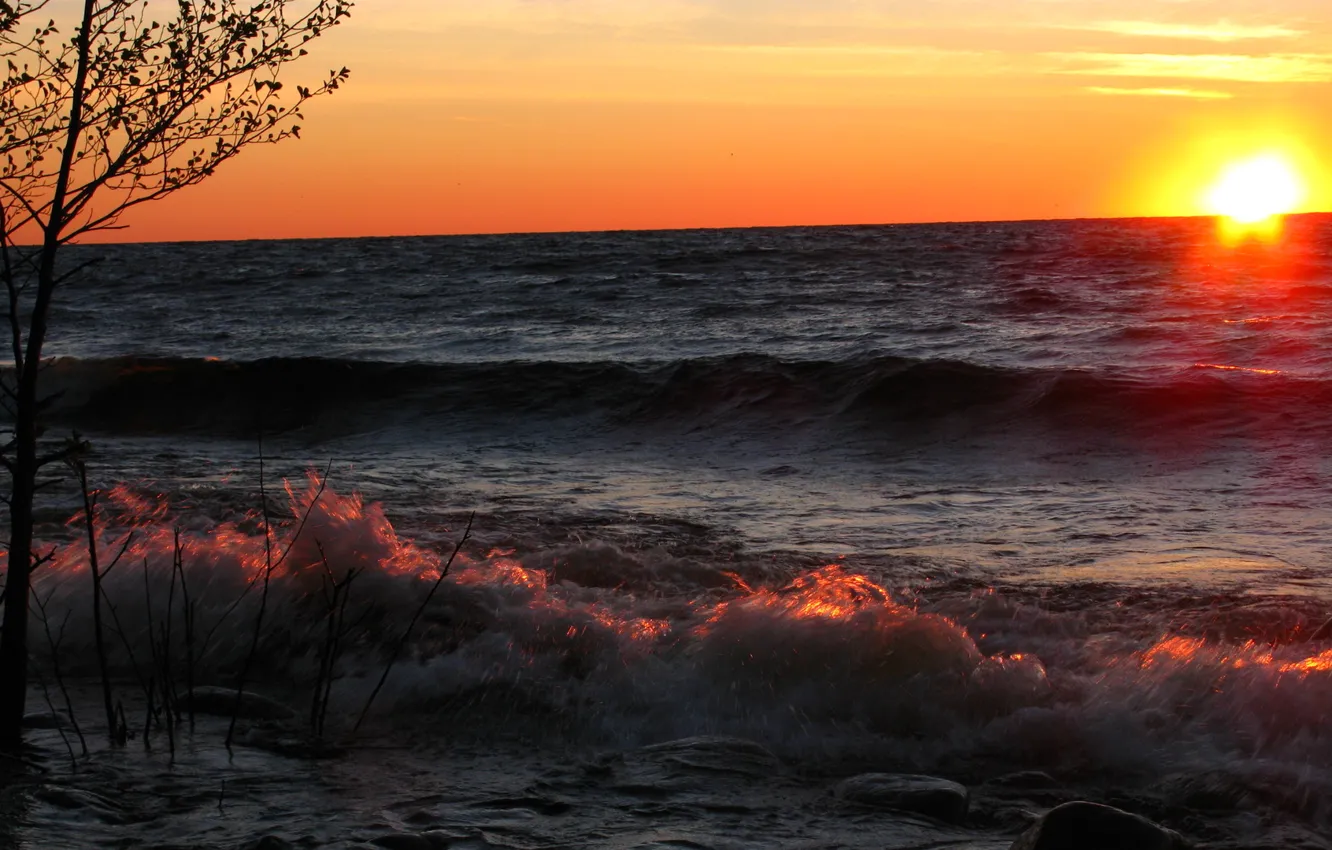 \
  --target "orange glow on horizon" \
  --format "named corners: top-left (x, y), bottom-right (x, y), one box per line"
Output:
top-left (11, 1), bottom-right (1328, 242)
